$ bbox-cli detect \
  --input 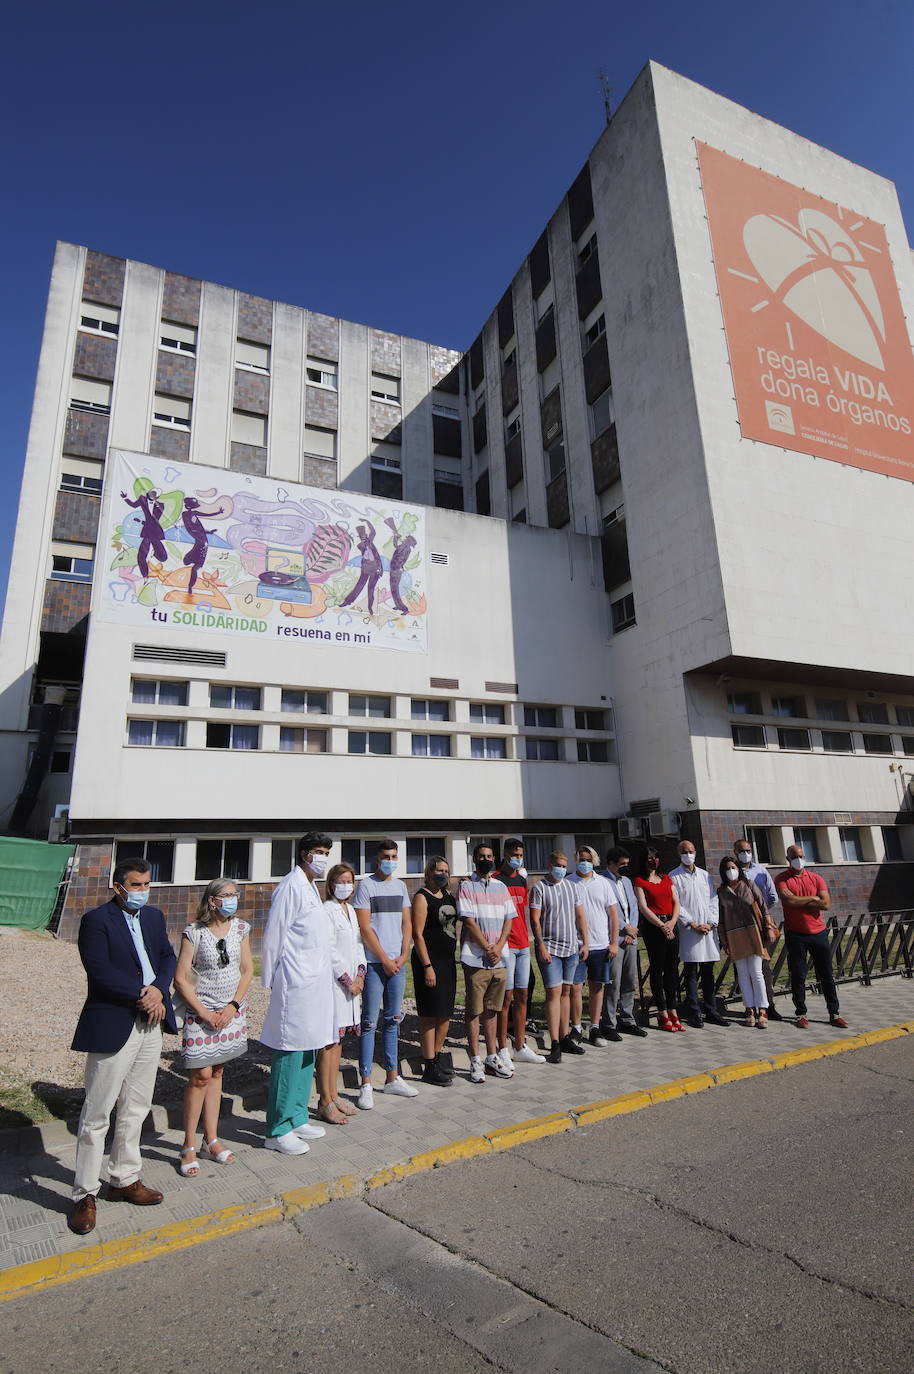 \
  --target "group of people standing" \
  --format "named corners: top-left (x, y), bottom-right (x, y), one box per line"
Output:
top-left (65, 831), bottom-right (848, 1235)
